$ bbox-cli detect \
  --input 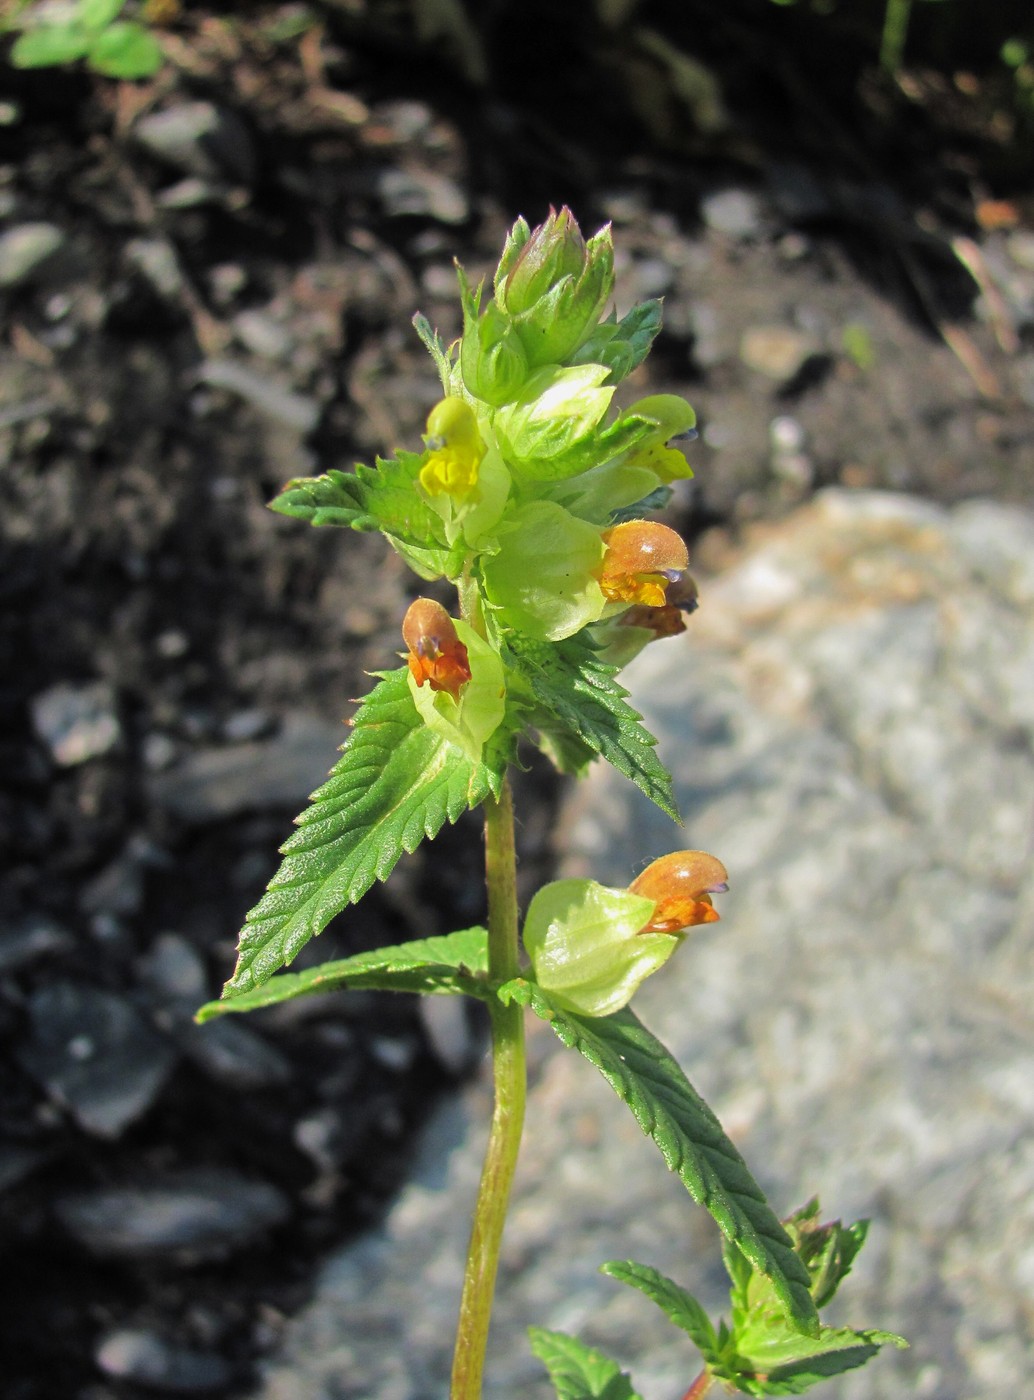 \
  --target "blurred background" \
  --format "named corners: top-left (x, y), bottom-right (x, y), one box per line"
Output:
top-left (1, 1), bottom-right (1032, 1396)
